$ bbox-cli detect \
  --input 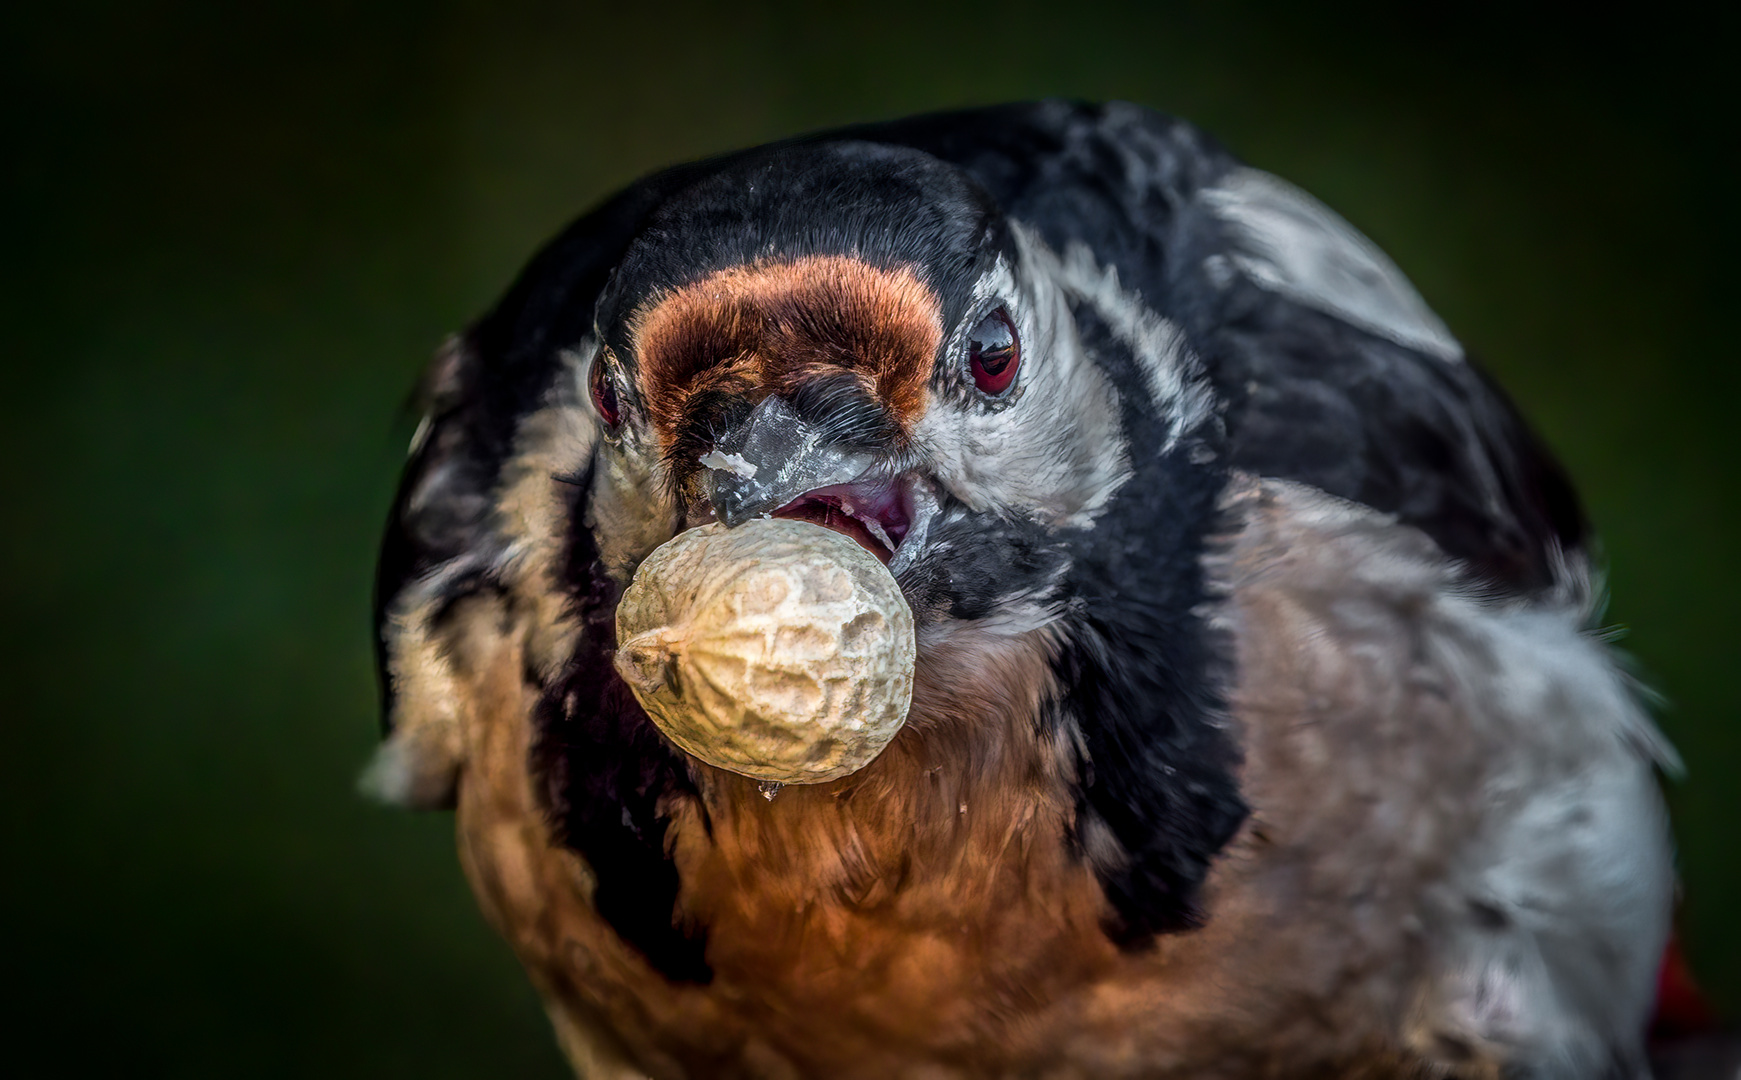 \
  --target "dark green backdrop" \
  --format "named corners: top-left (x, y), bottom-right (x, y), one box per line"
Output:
top-left (7, 3), bottom-right (1736, 1075)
